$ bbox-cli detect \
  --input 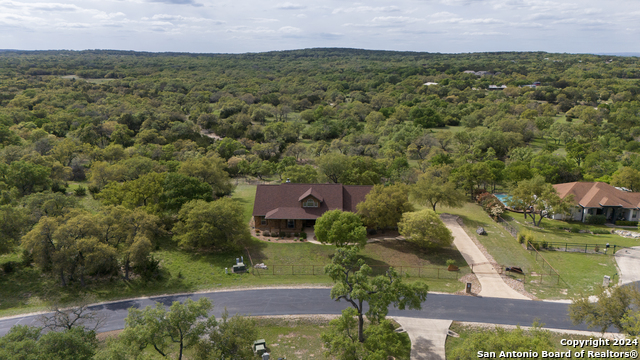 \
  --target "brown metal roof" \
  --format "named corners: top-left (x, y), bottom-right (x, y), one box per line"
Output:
top-left (553, 182), bottom-right (640, 209)
top-left (253, 183), bottom-right (373, 219)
